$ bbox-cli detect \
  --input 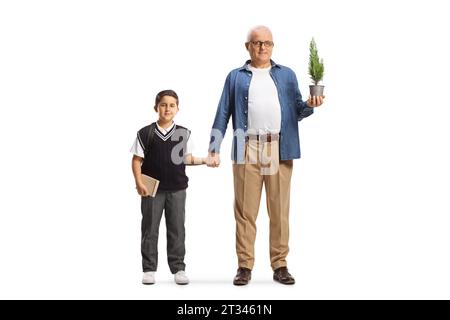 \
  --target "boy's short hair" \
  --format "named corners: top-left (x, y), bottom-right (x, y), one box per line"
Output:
top-left (154, 89), bottom-right (179, 111)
